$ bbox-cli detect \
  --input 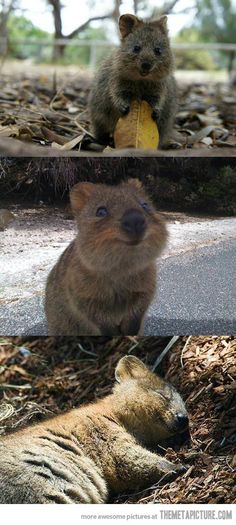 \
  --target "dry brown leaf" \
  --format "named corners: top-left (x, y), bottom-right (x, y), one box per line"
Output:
top-left (41, 126), bottom-right (67, 145)
top-left (114, 100), bottom-right (159, 150)
top-left (52, 133), bottom-right (84, 150)
top-left (0, 125), bottom-right (19, 137)
top-left (201, 137), bottom-right (213, 146)
top-left (197, 114), bottom-right (222, 126)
